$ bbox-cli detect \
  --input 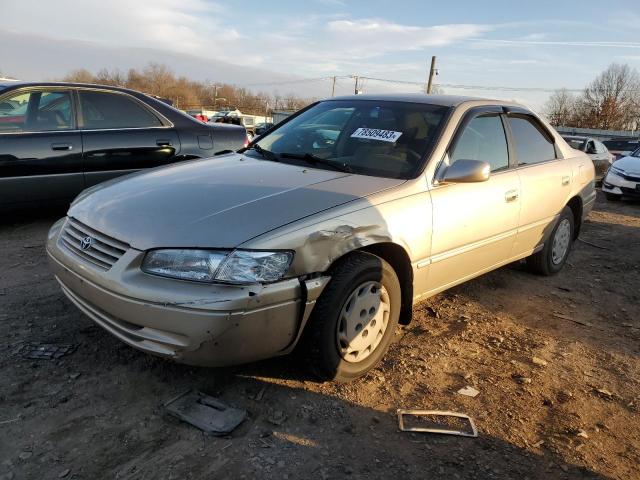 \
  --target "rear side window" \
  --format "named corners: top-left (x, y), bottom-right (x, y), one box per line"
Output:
top-left (450, 115), bottom-right (509, 172)
top-left (0, 90), bottom-right (73, 132)
top-left (79, 91), bottom-right (162, 129)
top-left (509, 115), bottom-right (556, 165)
